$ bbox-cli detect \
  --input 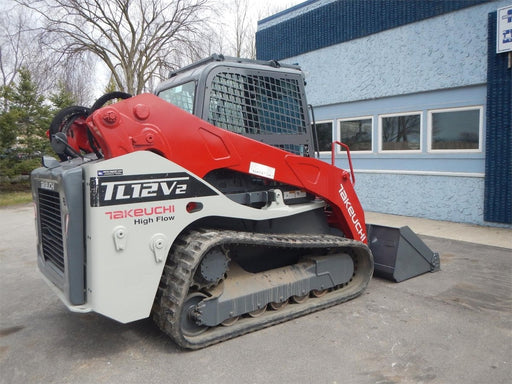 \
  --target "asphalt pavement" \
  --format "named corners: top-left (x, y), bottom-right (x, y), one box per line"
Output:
top-left (1, 204), bottom-right (511, 384)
